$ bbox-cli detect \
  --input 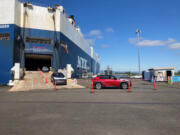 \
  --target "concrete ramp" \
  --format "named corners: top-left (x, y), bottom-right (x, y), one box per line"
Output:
top-left (9, 71), bottom-right (84, 92)
top-left (9, 71), bottom-right (53, 92)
